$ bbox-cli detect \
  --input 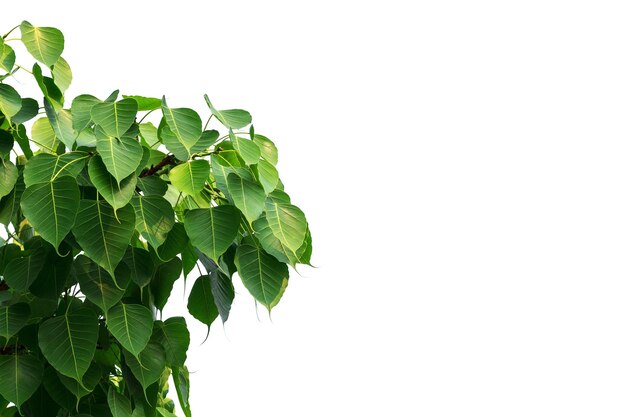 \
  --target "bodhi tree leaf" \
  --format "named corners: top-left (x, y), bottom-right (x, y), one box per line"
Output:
top-left (89, 155), bottom-right (137, 212)
top-left (264, 199), bottom-right (308, 253)
top-left (44, 99), bottom-right (76, 149)
top-left (153, 317), bottom-right (190, 368)
top-left (130, 195), bottom-right (175, 249)
top-left (106, 303), bottom-right (153, 356)
top-left (256, 159), bottom-right (279, 194)
top-left (122, 246), bottom-right (155, 288)
top-left (124, 342), bottom-right (166, 391)
top-left (75, 255), bottom-right (130, 314)
top-left (95, 126), bottom-right (144, 183)
top-left (3, 248), bottom-right (46, 291)
top-left (235, 244), bottom-right (289, 311)
top-left (31, 117), bottom-right (58, 152)
top-left (20, 21), bottom-right (64, 67)
top-left (72, 200), bottom-right (135, 278)
top-left (38, 306), bottom-right (99, 383)
top-left (230, 131), bottom-right (261, 165)
top-left (184, 206), bottom-right (241, 261)
top-left (204, 94), bottom-right (252, 129)
top-left (20, 176), bottom-right (80, 250)
top-left (226, 172), bottom-right (265, 223)
top-left (52, 57), bottom-right (72, 93)
top-left (0, 161), bottom-right (18, 199)
top-left (23, 152), bottom-right (88, 187)
top-left (172, 366), bottom-right (191, 417)
top-left (151, 256), bottom-right (182, 311)
top-left (0, 84), bottom-right (22, 119)
top-left (12, 98), bottom-right (39, 125)
top-left (161, 97), bottom-right (202, 152)
top-left (187, 275), bottom-right (219, 331)
top-left (253, 134), bottom-right (278, 165)
top-left (0, 303), bottom-right (30, 341)
top-left (169, 160), bottom-right (210, 196)
top-left (108, 387), bottom-right (132, 417)
top-left (0, 354), bottom-right (43, 409)
top-left (123, 95), bottom-right (161, 111)
top-left (71, 94), bottom-right (100, 133)
top-left (0, 39), bottom-right (15, 73)
top-left (91, 98), bottom-right (138, 138)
